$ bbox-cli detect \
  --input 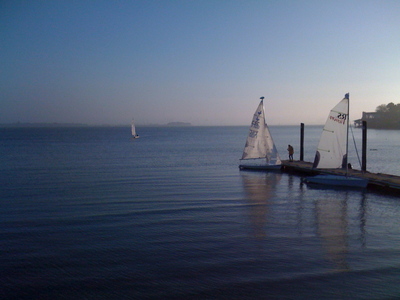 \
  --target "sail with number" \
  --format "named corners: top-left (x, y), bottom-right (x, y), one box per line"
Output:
top-left (306, 93), bottom-right (368, 188)
top-left (312, 94), bottom-right (349, 169)
top-left (239, 97), bottom-right (281, 170)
